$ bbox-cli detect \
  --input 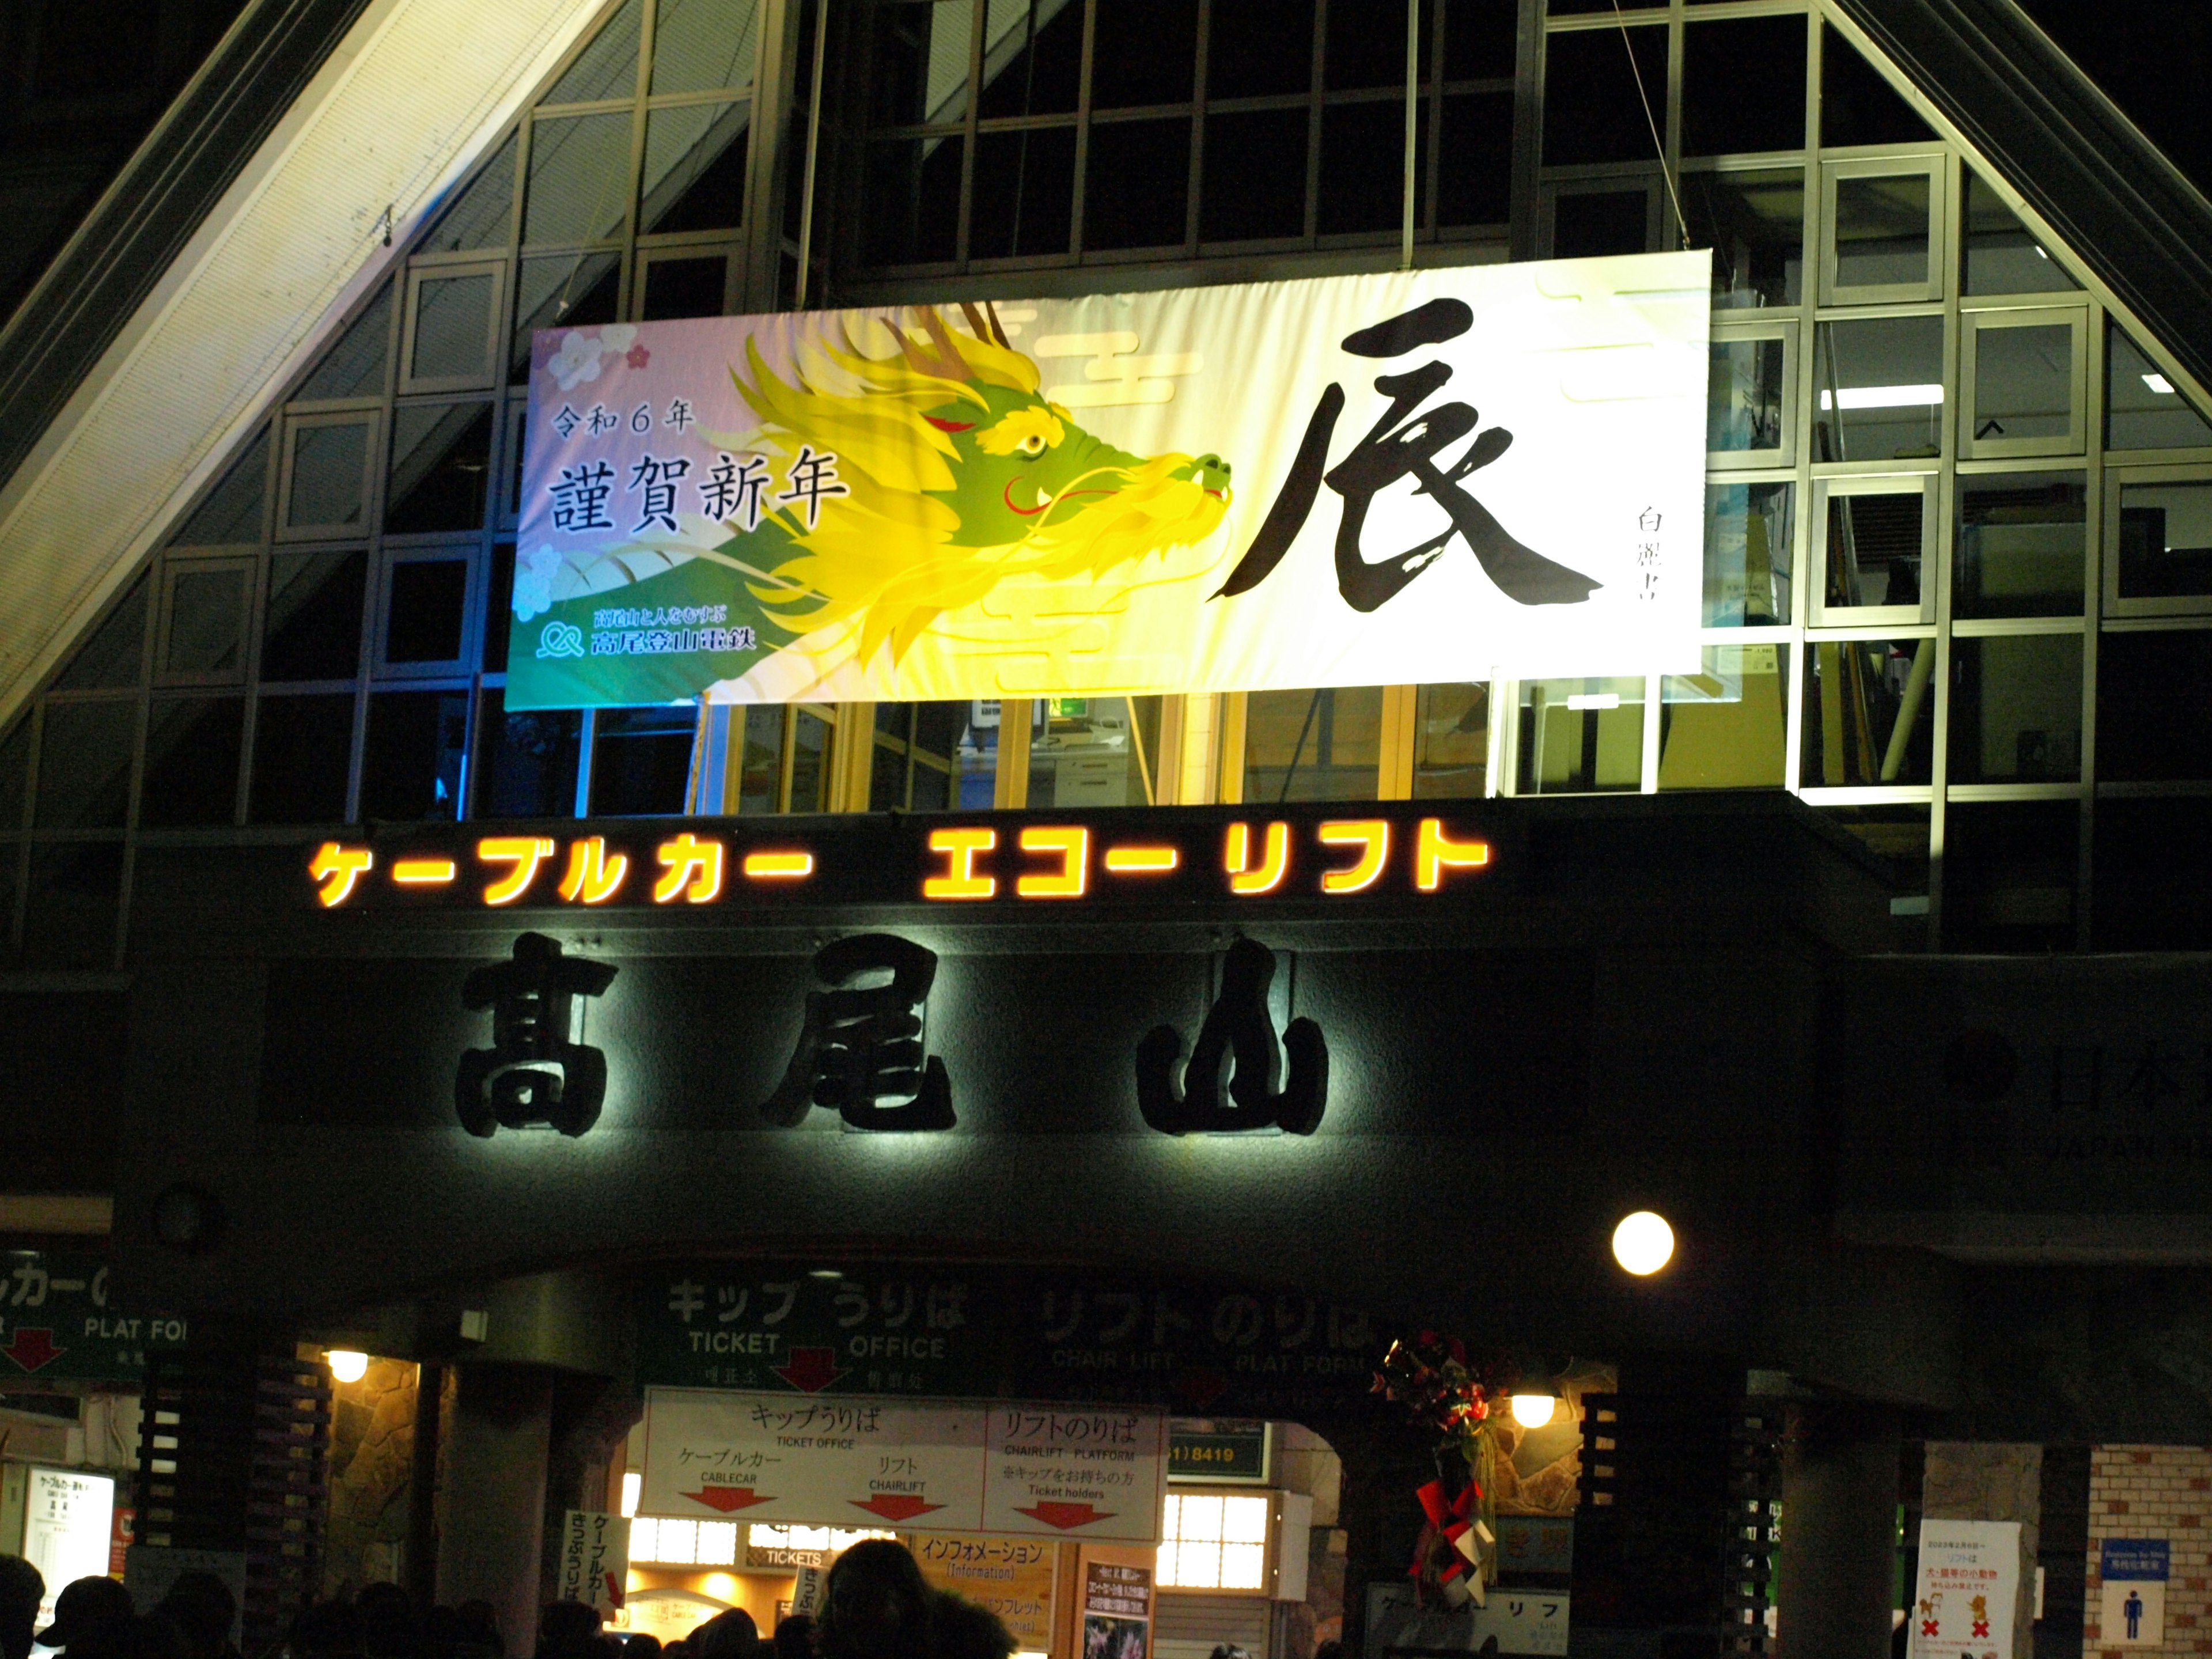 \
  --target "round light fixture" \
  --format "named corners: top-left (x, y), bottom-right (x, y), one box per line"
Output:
top-left (1611, 1211), bottom-right (1675, 1276)
top-left (1509, 1393), bottom-right (1558, 1429)
top-left (326, 1349), bottom-right (369, 1383)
